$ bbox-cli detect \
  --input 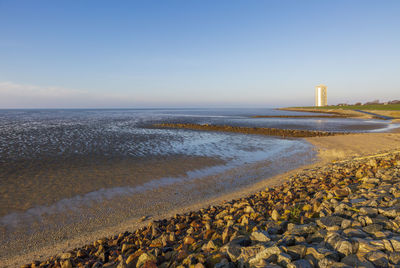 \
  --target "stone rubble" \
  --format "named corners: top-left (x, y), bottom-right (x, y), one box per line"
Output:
top-left (23, 152), bottom-right (400, 267)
